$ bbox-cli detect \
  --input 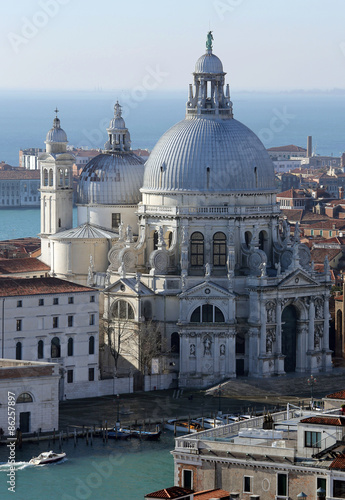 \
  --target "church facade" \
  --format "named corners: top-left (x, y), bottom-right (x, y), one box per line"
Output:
top-left (40, 36), bottom-right (333, 388)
